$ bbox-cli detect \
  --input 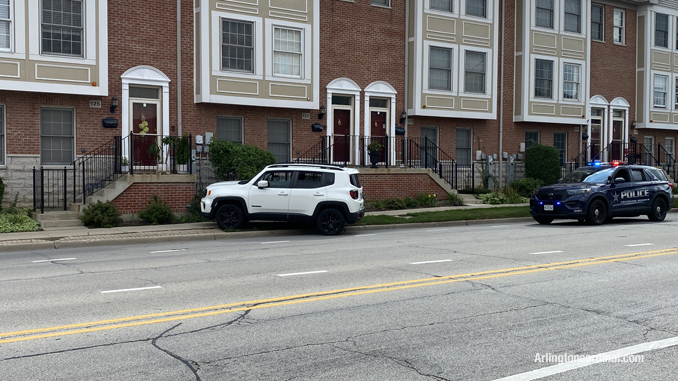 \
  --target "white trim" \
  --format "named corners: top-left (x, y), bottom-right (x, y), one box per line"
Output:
top-left (326, 78), bottom-right (361, 164)
top-left (460, 45), bottom-right (492, 97)
top-left (559, 0), bottom-right (586, 37)
top-left (531, 0), bottom-right (559, 32)
top-left (0, 0), bottom-right (13, 53)
top-left (0, 104), bottom-right (4, 165)
top-left (364, 81), bottom-right (397, 164)
top-left (211, 12), bottom-right (263, 80)
top-left (530, 55), bottom-right (558, 102)
top-left (459, 0), bottom-right (493, 23)
top-left (559, 58), bottom-right (586, 103)
top-left (265, 19), bottom-right (311, 83)
top-left (424, 0), bottom-right (459, 17)
top-left (423, 40), bottom-right (458, 95)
